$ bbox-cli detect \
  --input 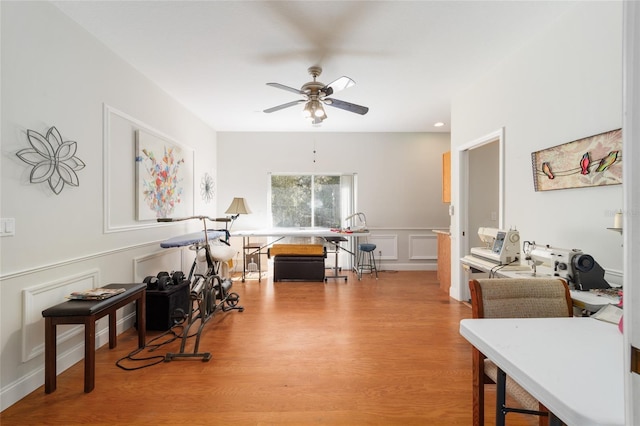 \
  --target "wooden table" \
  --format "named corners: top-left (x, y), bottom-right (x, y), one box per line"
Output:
top-left (460, 317), bottom-right (624, 426)
top-left (42, 283), bottom-right (146, 393)
top-left (433, 230), bottom-right (451, 293)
